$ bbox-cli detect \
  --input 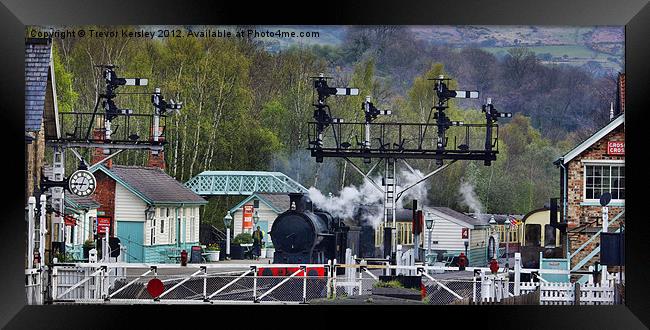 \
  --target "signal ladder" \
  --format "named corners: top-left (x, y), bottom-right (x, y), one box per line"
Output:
top-left (383, 157), bottom-right (397, 253)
